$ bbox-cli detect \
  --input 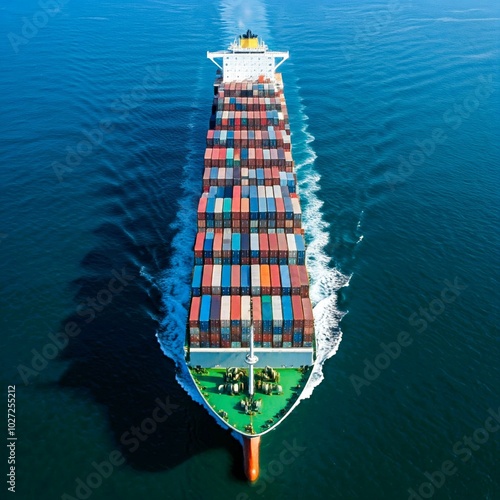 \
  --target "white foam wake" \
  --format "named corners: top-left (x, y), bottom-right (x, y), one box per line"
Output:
top-left (291, 104), bottom-right (351, 401)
